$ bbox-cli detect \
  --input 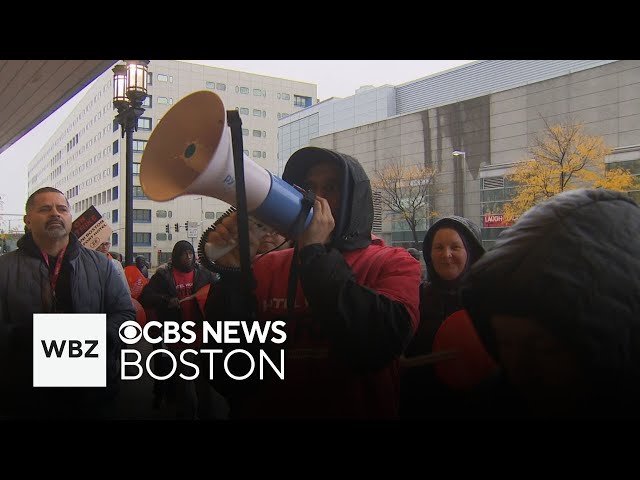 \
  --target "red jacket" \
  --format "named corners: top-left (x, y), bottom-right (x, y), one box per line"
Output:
top-left (209, 238), bottom-right (421, 418)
